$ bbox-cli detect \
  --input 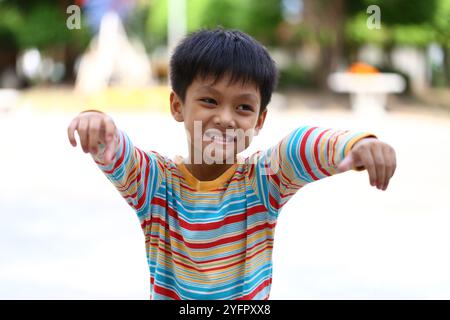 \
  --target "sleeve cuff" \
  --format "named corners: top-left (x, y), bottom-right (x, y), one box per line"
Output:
top-left (344, 133), bottom-right (377, 171)
top-left (93, 129), bottom-right (122, 169)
